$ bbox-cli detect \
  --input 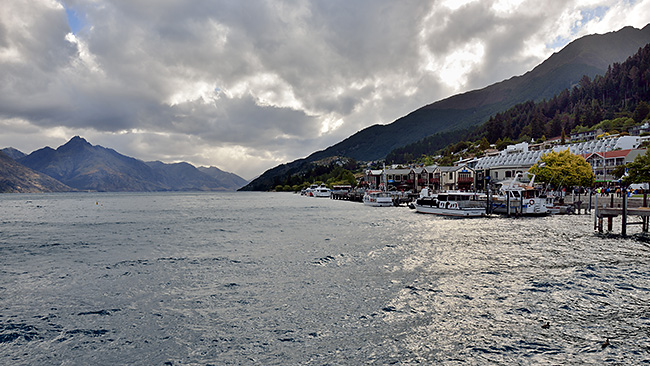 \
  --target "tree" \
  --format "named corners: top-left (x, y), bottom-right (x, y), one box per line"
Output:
top-left (479, 137), bottom-right (490, 150)
top-left (495, 137), bottom-right (514, 150)
top-left (529, 149), bottom-right (594, 188)
top-left (624, 149), bottom-right (650, 184)
top-left (633, 101), bottom-right (650, 123)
